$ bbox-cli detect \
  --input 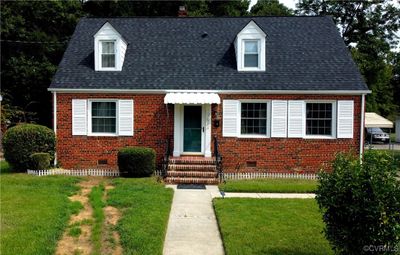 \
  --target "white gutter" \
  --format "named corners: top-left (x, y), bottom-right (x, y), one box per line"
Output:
top-left (53, 92), bottom-right (57, 166)
top-left (360, 94), bottom-right (365, 160)
top-left (48, 88), bottom-right (372, 95)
